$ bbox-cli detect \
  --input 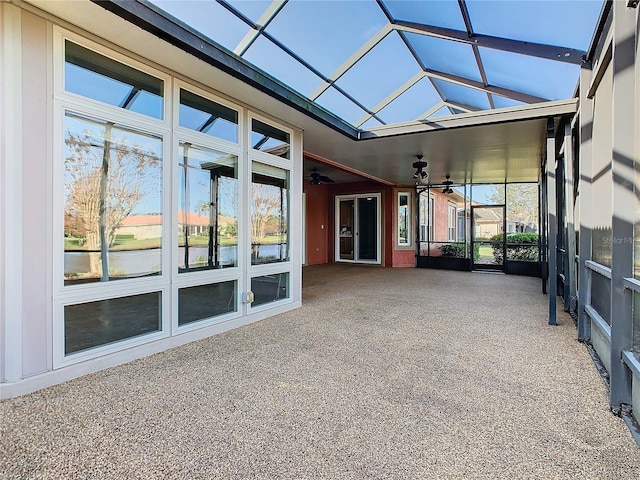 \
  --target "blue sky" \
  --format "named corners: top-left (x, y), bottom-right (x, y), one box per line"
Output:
top-left (148, 1), bottom-right (604, 126)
